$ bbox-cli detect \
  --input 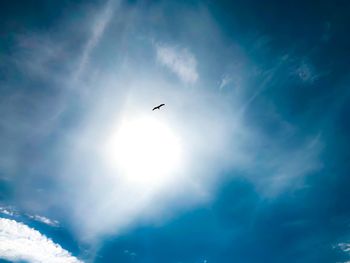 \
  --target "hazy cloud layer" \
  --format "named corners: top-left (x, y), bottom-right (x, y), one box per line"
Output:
top-left (0, 0), bottom-right (324, 244)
